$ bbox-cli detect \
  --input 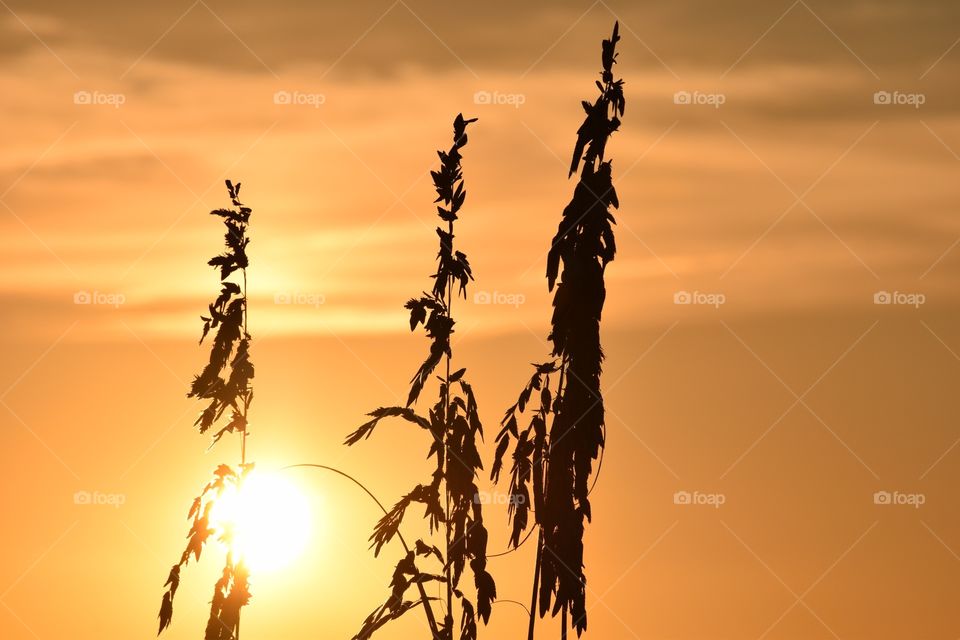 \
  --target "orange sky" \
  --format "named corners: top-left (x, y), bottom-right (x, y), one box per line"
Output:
top-left (1, 1), bottom-right (959, 639)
